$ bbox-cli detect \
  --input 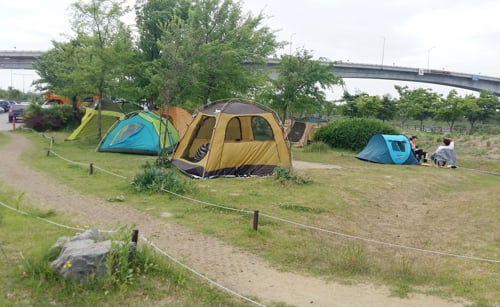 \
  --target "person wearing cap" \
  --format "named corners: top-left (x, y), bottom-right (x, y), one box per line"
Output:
top-left (409, 135), bottom-right (427, 162)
